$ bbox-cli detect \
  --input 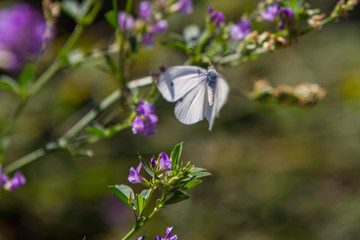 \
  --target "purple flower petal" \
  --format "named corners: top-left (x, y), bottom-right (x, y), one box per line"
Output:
top-left (0, 3), bottom-right (52, 72)
top-left (159, 152), bottom-right (172, 171)
top-left (211, 11), bottom-right (225, 26)
top-left (143, 33), bottom-right (155, 46)
top-left (151, 20), bottom-right (168, 34)
top-left (132, 115), bottom-right (145, 135)
top-left (4, 171), bottom-right (26, 191)
top-left (230, 19), bottom-right (251, 40)
top-left (261, 3), bottom-right (280, 21)
top-left (128, 162), bottom-right (143, 183)
top-left (138, 1), bottom-right (152, 20)
top-left (0, 165), bottom-right (9, 187)
top-left (173, 0), bottom-right (193, 14)
top-left (150, 155), bottom-right (157, 168)
top-left (118, 11), bottom-right (135, 31)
